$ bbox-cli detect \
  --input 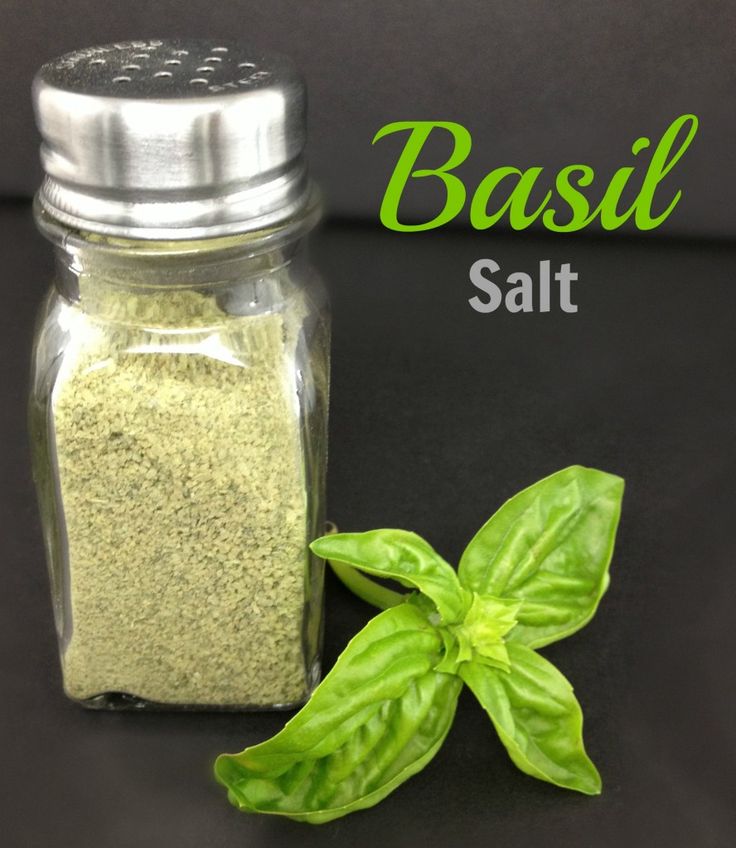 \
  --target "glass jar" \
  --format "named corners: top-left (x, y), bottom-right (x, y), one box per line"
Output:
top-left (29, 40), bottom-right (329, 709)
